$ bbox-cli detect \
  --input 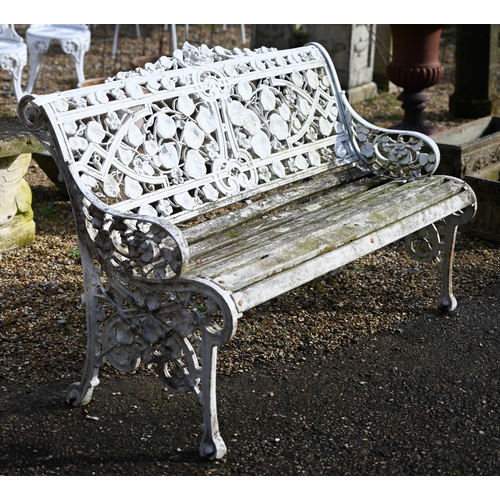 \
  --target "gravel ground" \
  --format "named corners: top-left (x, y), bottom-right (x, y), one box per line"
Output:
top-left (1, 25), bottom-right (500, 478)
